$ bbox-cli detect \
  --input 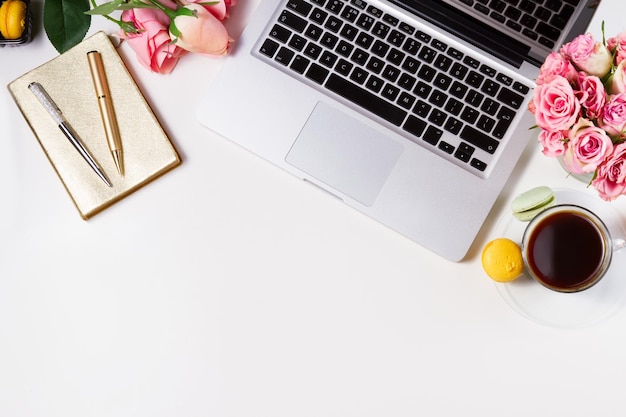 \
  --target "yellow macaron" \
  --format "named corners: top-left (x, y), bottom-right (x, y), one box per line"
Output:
top-left (0, 0), bottom-right (27, 40)
top-left (481, 238), bottom-right (524, 282)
